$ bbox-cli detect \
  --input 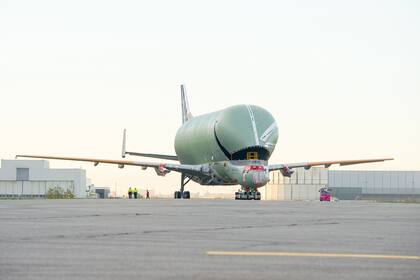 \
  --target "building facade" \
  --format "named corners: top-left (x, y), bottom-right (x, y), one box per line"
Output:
top-left (265, 167), bottom-right (328, 200)
top-left (0, 160), bottom-right (88, 198)
top-left (264, 167), bottom-right (420, 201)
top-left (328, 170), bottom-right (420, 201)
